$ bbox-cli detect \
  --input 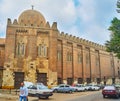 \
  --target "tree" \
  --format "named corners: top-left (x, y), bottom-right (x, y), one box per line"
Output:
top-left (105, 0), bottom-right (120, 59)
top-left (117, 0), bottom-right (120, 13)
top-left (105, 17), bottom-right (120, 59)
